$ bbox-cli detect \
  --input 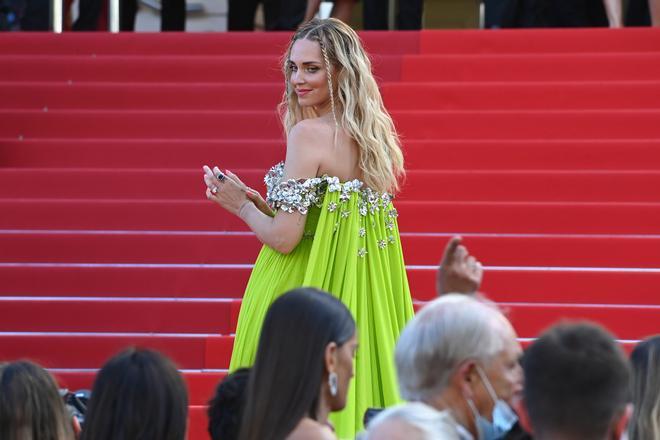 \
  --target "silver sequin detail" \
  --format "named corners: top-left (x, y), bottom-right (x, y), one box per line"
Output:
top-left (378, 239), bottom-right (387, 249)
top-left (359, 228), bottom-right (366, 238)
top-left (341, 210), bottom-right (350, 219)
top-left (264, 161), bottom-right (394, 216)
top-left (358, 248), bottom-right (367, 258)
top-left (388, 235), bottom-right (395, 244)
top-left (327, 176), bottom-right (342, 193)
